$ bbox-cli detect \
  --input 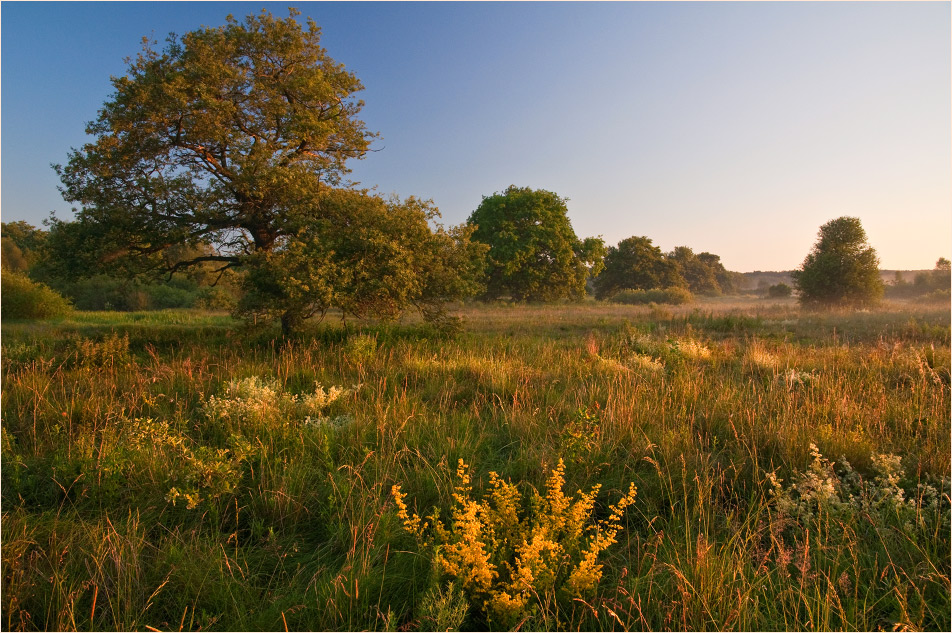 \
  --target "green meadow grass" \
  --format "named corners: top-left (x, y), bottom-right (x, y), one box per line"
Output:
top-left (2, 299), bottom-right (949, 631)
